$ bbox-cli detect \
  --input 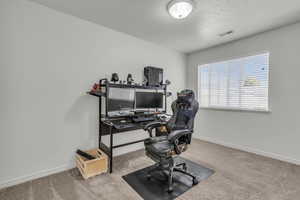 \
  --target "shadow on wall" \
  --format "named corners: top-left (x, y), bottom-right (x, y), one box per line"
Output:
top-left (64, 94), bottom-right (98, 150)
